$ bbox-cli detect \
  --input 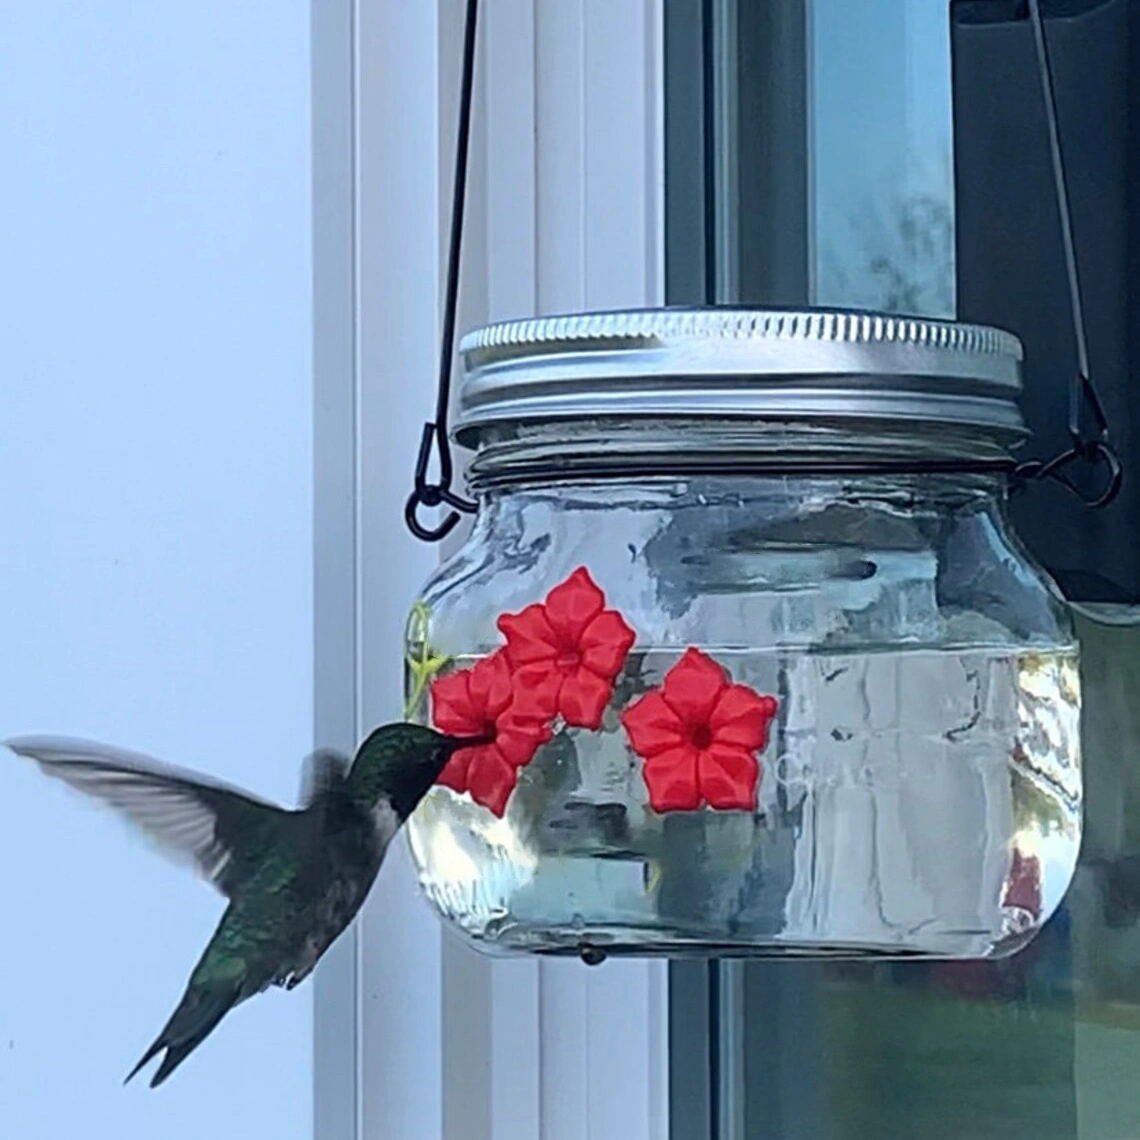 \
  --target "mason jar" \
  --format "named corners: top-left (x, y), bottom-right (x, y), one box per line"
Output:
top-left (403, 308), bottom-right (1081, 960)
